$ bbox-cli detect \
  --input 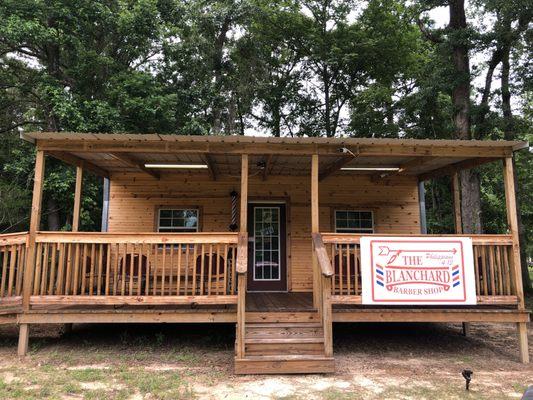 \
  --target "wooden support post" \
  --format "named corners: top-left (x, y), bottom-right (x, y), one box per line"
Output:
top-left (240, 155), bottom-right (248, 233)
top-left (67, 165), bottom-right (83, 336)
top-left (322, 276), bottom-right (333, 357)
top-left (502, 157), bottom-right (528, 363)
top-left (236, 154), bottom-right (248, 359)
top-left (20, 150), bottom-right (46, 355)
top-left (72, 166), bottom-right (83, 232)
top-left (311, 154), bottom-right (320, 309)
top-left (18, 324), bottom-right (29, 357)
top-left (452, 173), bottom-right (470, 335)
